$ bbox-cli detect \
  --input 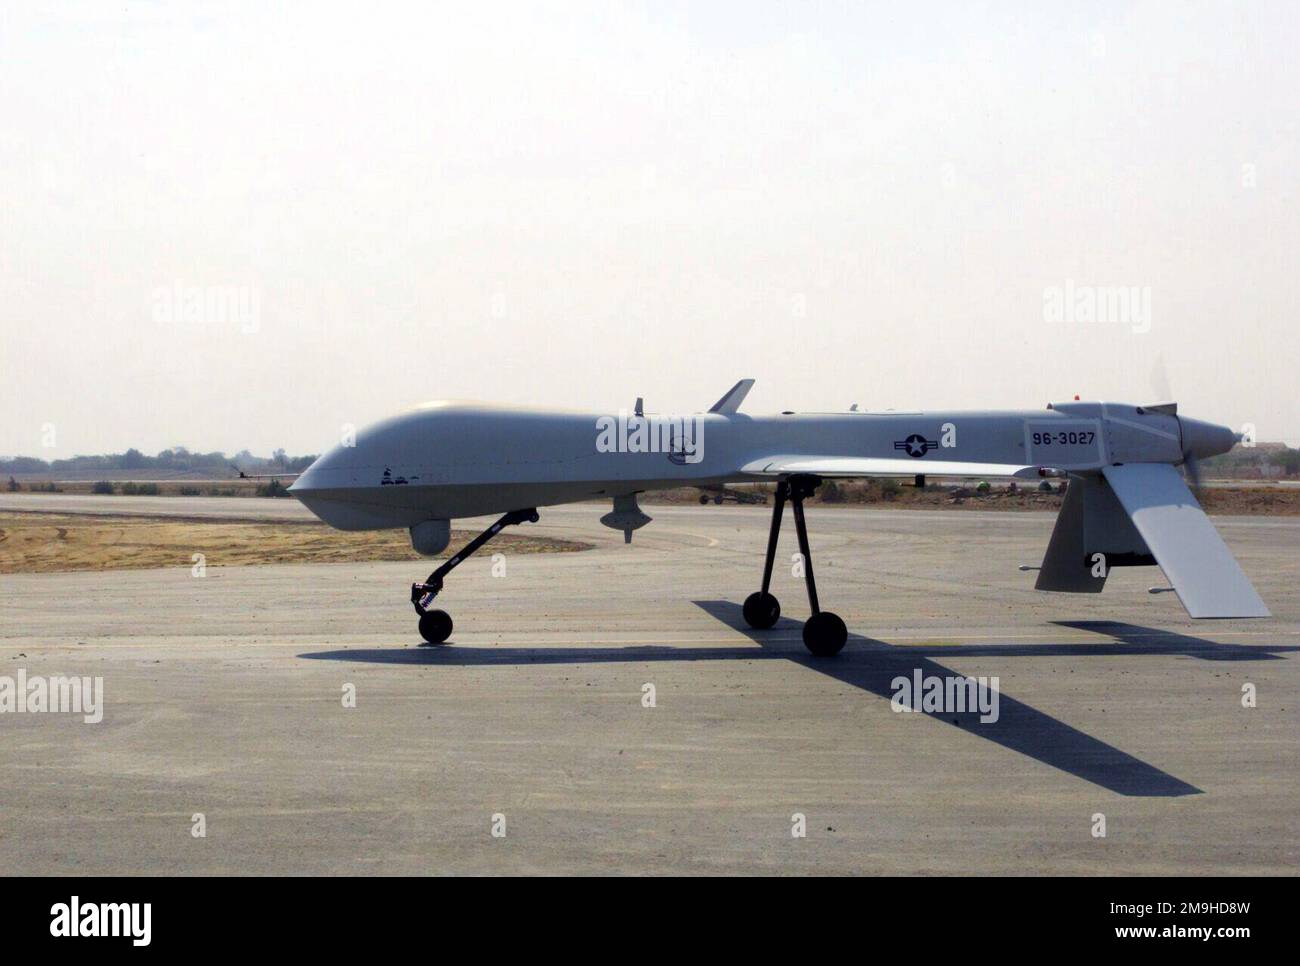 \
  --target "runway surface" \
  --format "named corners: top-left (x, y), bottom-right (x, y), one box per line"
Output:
top-left (2, 494), bottom-right (1297, 874)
